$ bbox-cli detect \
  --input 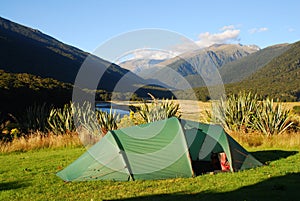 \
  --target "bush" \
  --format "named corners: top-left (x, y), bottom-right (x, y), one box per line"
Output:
top-left (211, 92), bottom-right (258, 132)
top-left (96, 109), bottom-right (119, 135)
top-left (48, 103), bottom-right (75, 134)
top-left (19, 103), bottom-right (50, 133)
top-left (0, 113), bottom-right (20, 141)
top-left (71, 102), bottom-right (101, 136)
top-left (72, 102), bottom-right (119, 136)
top-left (251, 98), bottom-right (293, 136)
top-left (210, 92), bottom-right (294, 135)
top-left (136, 94), bottom-right (181, 123)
